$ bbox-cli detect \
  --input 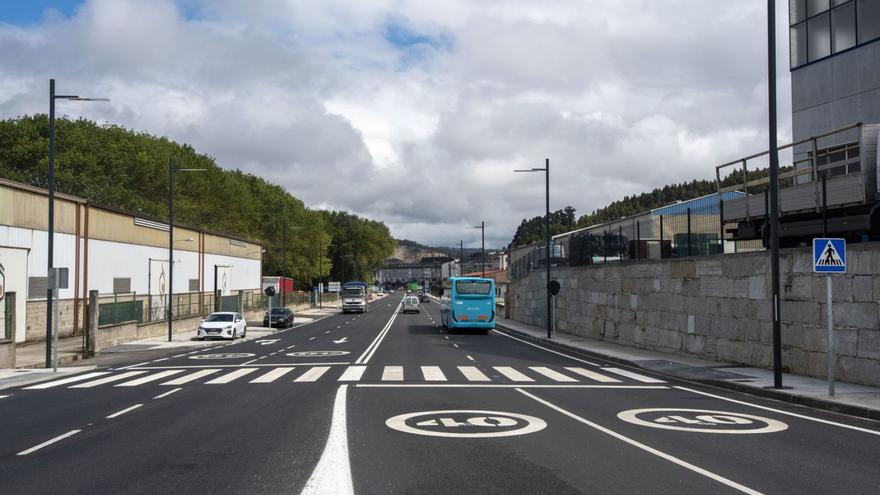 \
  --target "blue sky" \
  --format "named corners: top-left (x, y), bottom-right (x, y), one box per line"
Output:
top-left (0, 0), bottom-right (83, 25)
